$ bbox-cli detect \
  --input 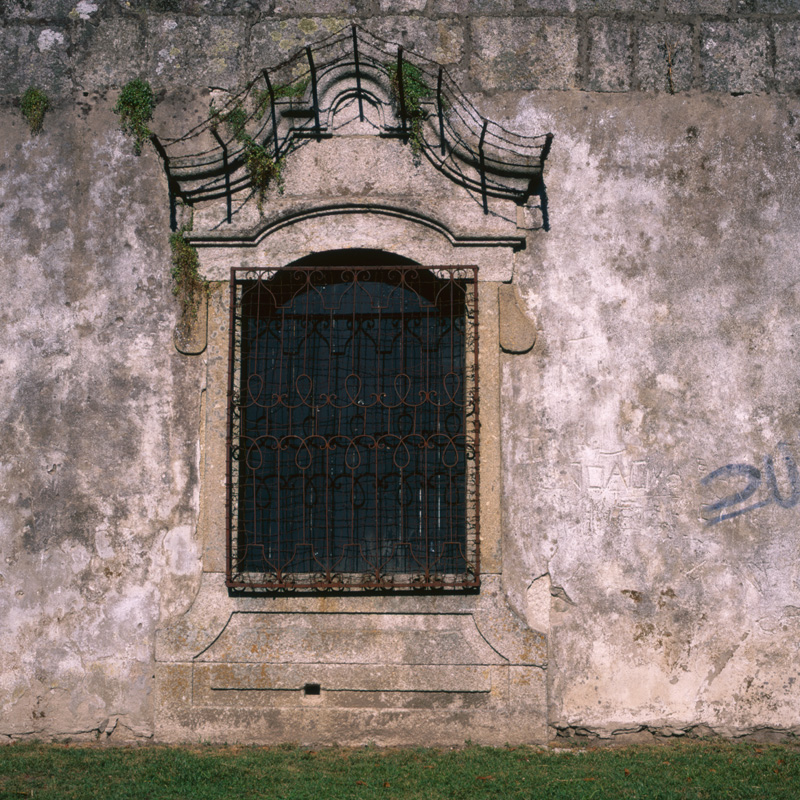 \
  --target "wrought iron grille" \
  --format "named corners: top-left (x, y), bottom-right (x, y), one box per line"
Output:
top-left (226, 266), bottom-right (479, 590)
